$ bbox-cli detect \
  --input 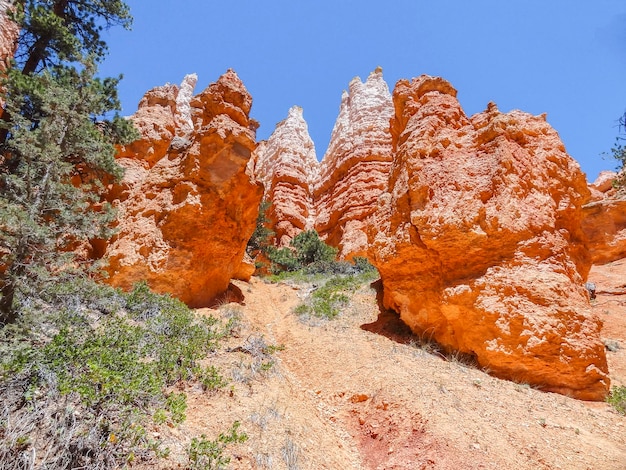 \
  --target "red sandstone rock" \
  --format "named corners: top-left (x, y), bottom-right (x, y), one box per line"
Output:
top-left (252, 106), bottom-right (318, 246)
top-left (369, 75), bottom-right (609, 400)
top-left (314, 68), bottom-right (394, 259)
top-left (582, 172), bottom-right (626, 264)
top-left (104, 70), bottom-right (263, 307)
